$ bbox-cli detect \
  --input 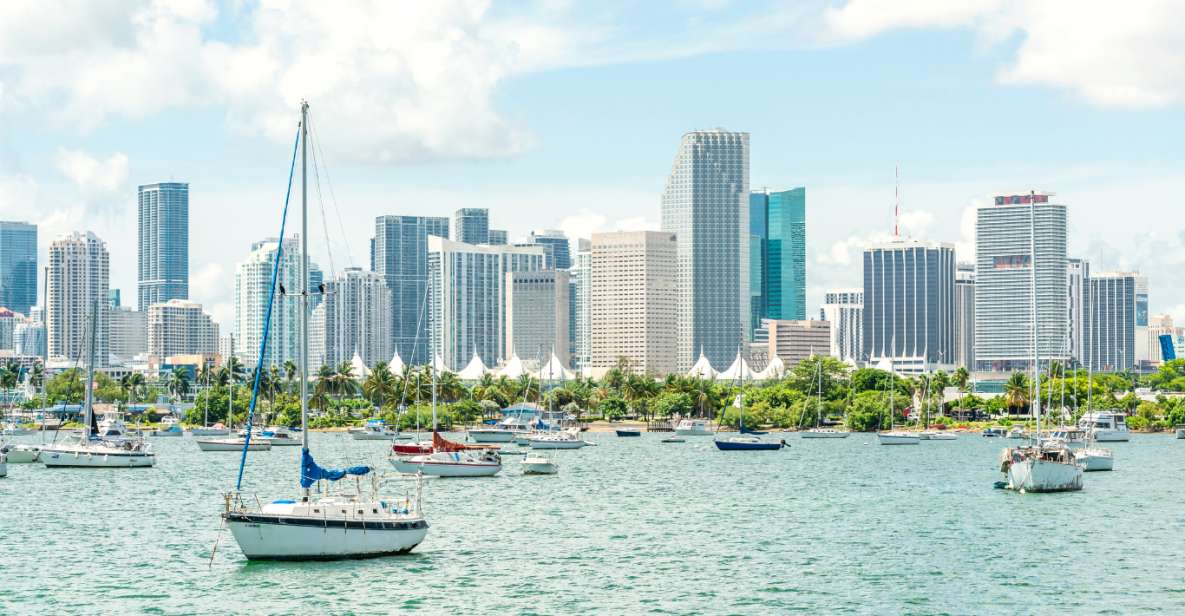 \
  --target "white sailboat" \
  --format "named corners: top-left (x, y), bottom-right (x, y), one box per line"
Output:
top-left (40, 302), bottom-right (156, 469)
top-left (916, 373), bottom-right (956, 441)
top-left (191, 370), bottom-right (230, 436)
top-left (1073, 354), bottom-right (1113, 471)
top-left (198, 344), bottom-right (270, 451)
top-left (877, 363), bottom-right (918, 445)
top-left (801, 355), bottom-right (850, 438)
top-left (1000, 190), bottom-right (1083, 493)
top-left (224, 102), bottom-right (428, 560)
